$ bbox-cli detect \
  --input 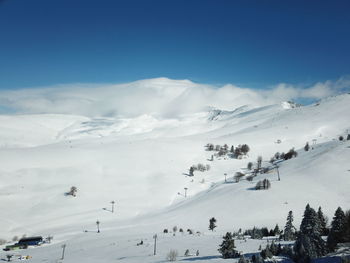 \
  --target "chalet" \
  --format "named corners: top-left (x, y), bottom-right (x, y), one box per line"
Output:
top-left (17, 236), bottom-right (43, 246)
